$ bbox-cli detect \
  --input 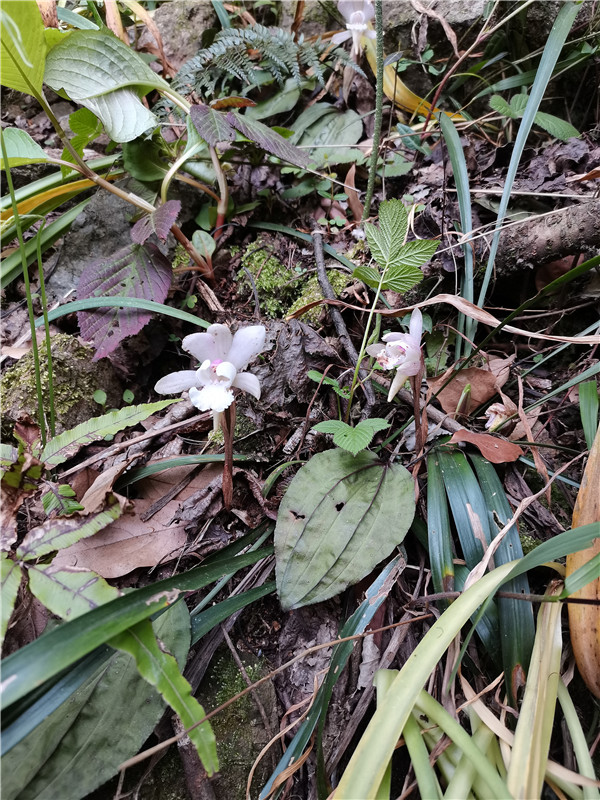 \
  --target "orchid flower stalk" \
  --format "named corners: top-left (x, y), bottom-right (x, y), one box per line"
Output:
top-left (366, 308), bottom-right (423, 401)
top-left (155, 323), bottom-right (266, 429)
